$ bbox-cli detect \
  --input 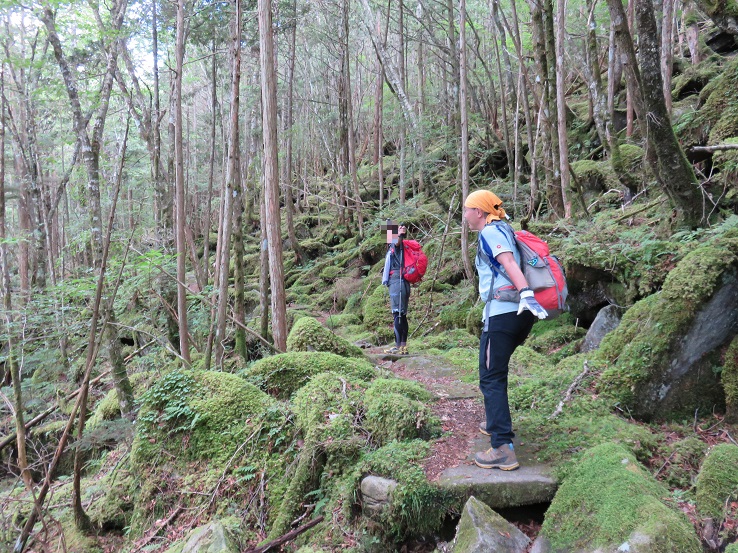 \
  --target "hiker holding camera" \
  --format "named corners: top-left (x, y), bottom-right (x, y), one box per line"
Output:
top-left (464, 190), bottom-right (549, 471)
top-left (381, 221), bottom-right (410, 355)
